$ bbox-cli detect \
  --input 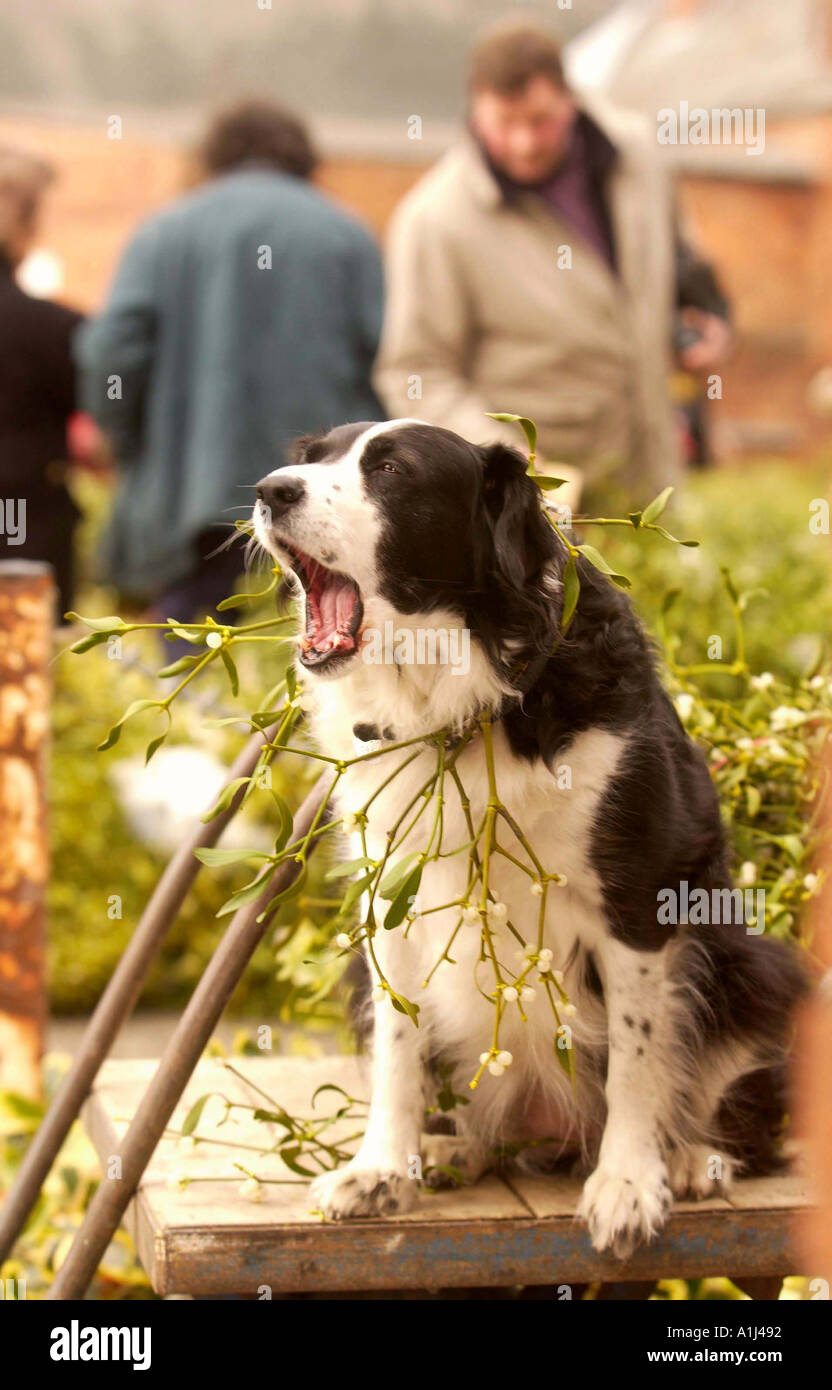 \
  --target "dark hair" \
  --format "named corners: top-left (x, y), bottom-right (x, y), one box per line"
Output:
top-left (0, 147), bottom-right (55, 252)
top-left (469, 22), bottom-right (566, 97)
top-left (197, 100), bottom-right (318, 180)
